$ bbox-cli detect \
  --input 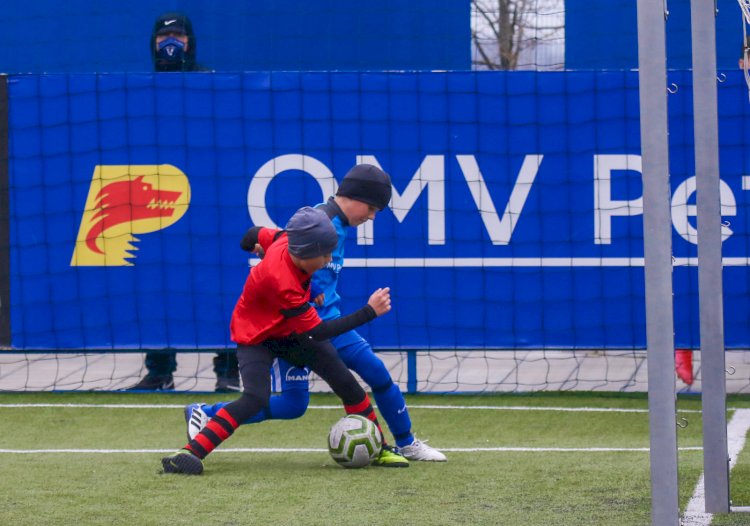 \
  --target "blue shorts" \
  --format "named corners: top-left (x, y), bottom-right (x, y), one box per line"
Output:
top-left (270, 357), bottom-right (310, 392)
